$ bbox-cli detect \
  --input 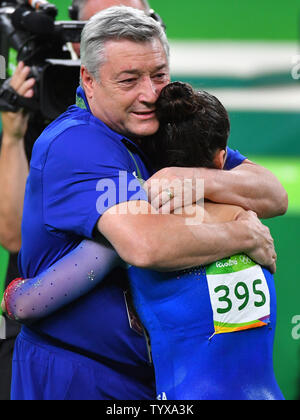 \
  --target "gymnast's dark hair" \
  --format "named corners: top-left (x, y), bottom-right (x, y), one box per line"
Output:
top-left (143, 82), bottom-right (230, 170)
